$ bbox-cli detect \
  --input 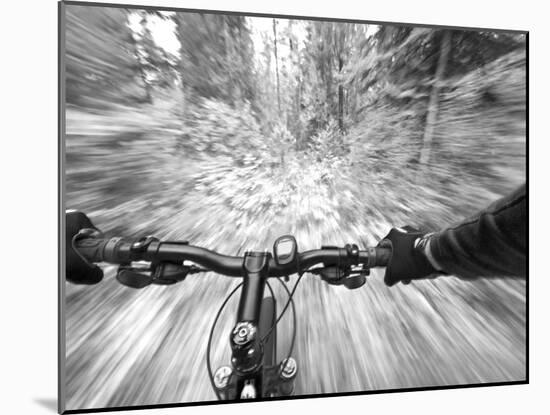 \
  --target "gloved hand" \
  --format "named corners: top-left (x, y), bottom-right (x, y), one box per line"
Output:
top-left (377, 226), bottom-right (439, 287)
top-left (66, 210), bottom-right (104, 284)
